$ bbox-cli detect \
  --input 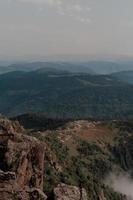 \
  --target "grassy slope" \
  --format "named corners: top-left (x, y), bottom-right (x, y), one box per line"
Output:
top-left (17, 115), bottom-right (133, 200)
